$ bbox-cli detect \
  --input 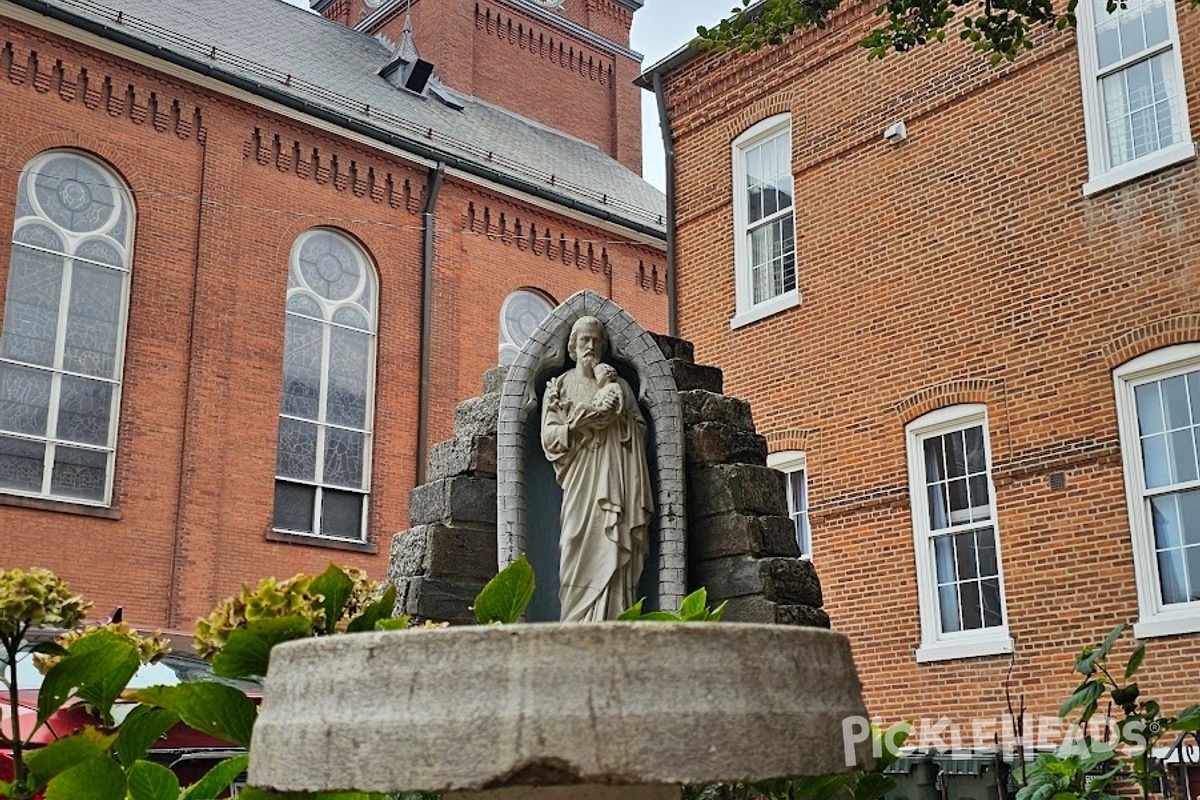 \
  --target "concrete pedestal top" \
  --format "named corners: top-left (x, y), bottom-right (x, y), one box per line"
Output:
top-left (248, 622), bottom-right (872, 795)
